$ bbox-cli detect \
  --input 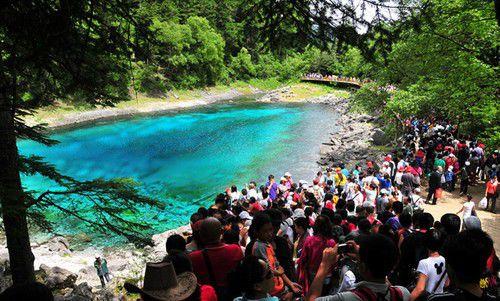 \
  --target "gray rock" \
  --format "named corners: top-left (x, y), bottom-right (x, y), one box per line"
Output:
top-left (372, 129), bottom-right (388, 145)
top-left (48, 236), bottom-right (71, 252)
top-left (39, 264), bottom-right (78, 290)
